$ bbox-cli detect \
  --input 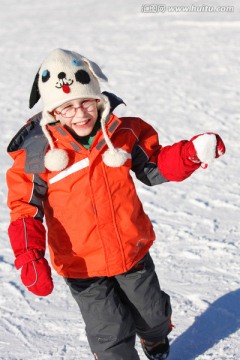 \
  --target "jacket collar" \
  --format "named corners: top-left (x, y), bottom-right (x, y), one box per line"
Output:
top-left (49, 113), bottom-right (122, 154)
